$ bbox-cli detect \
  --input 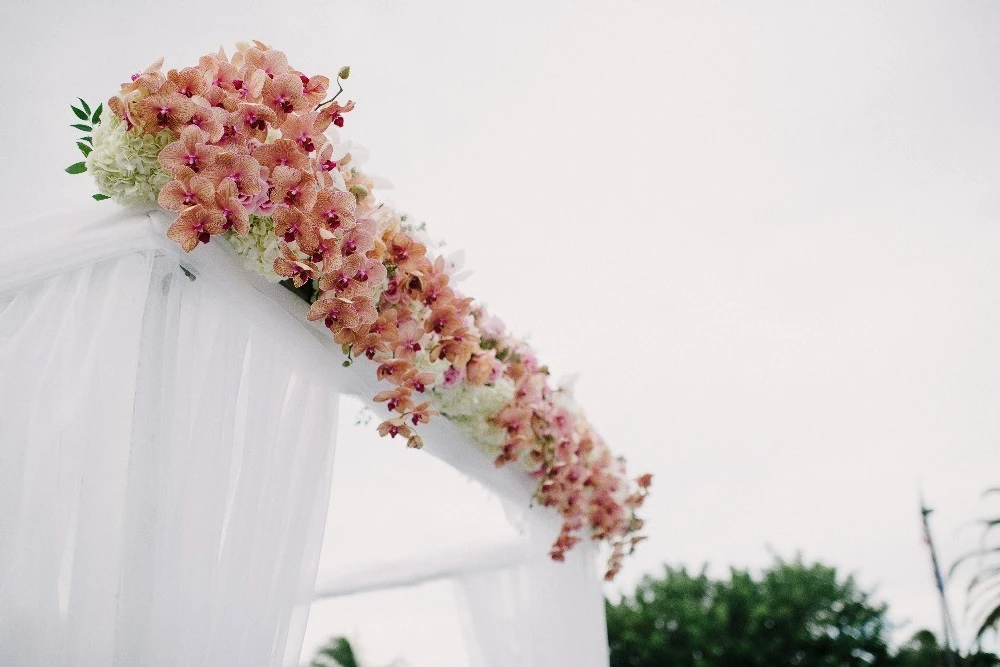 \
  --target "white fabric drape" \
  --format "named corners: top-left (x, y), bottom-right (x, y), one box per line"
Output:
top-left (1, 207), bottom-right (611, 667)
top-left (455, 507), bottom-right (610, 667)
top-left (0, 230), bottom-right (341, 665)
